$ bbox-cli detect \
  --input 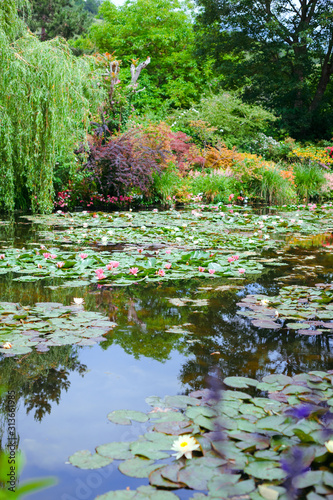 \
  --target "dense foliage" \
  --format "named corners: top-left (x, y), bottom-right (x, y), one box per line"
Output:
top-left (195, 0), bottom-right (333, 139)
top-left (0, 0), bottom-right (103, 213)
top-left (72, 0), bottom-right (213, 108)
